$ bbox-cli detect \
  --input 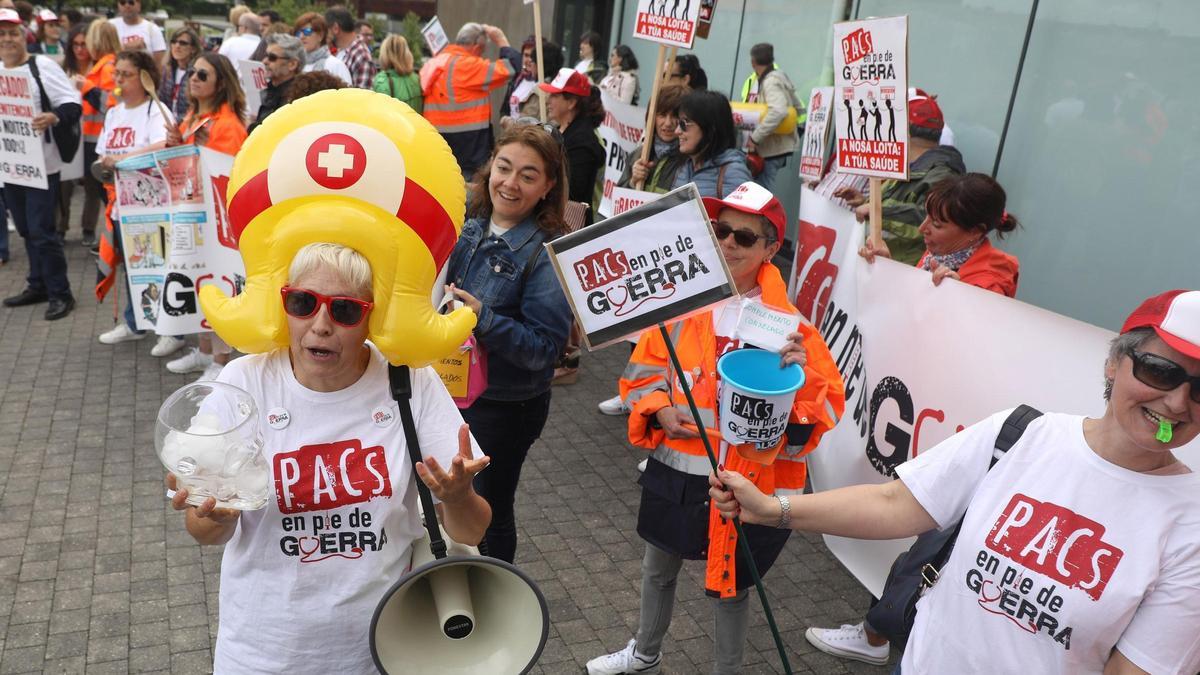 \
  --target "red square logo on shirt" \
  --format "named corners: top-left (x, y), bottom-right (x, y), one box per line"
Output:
top-left (273, 440), bottom-right (392, 514)
top-left (985, 493), bottom-right (1124, 601)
